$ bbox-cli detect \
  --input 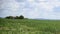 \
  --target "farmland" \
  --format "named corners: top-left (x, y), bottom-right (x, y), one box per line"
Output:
top-left (0, 18), bottom-right (60, 34)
